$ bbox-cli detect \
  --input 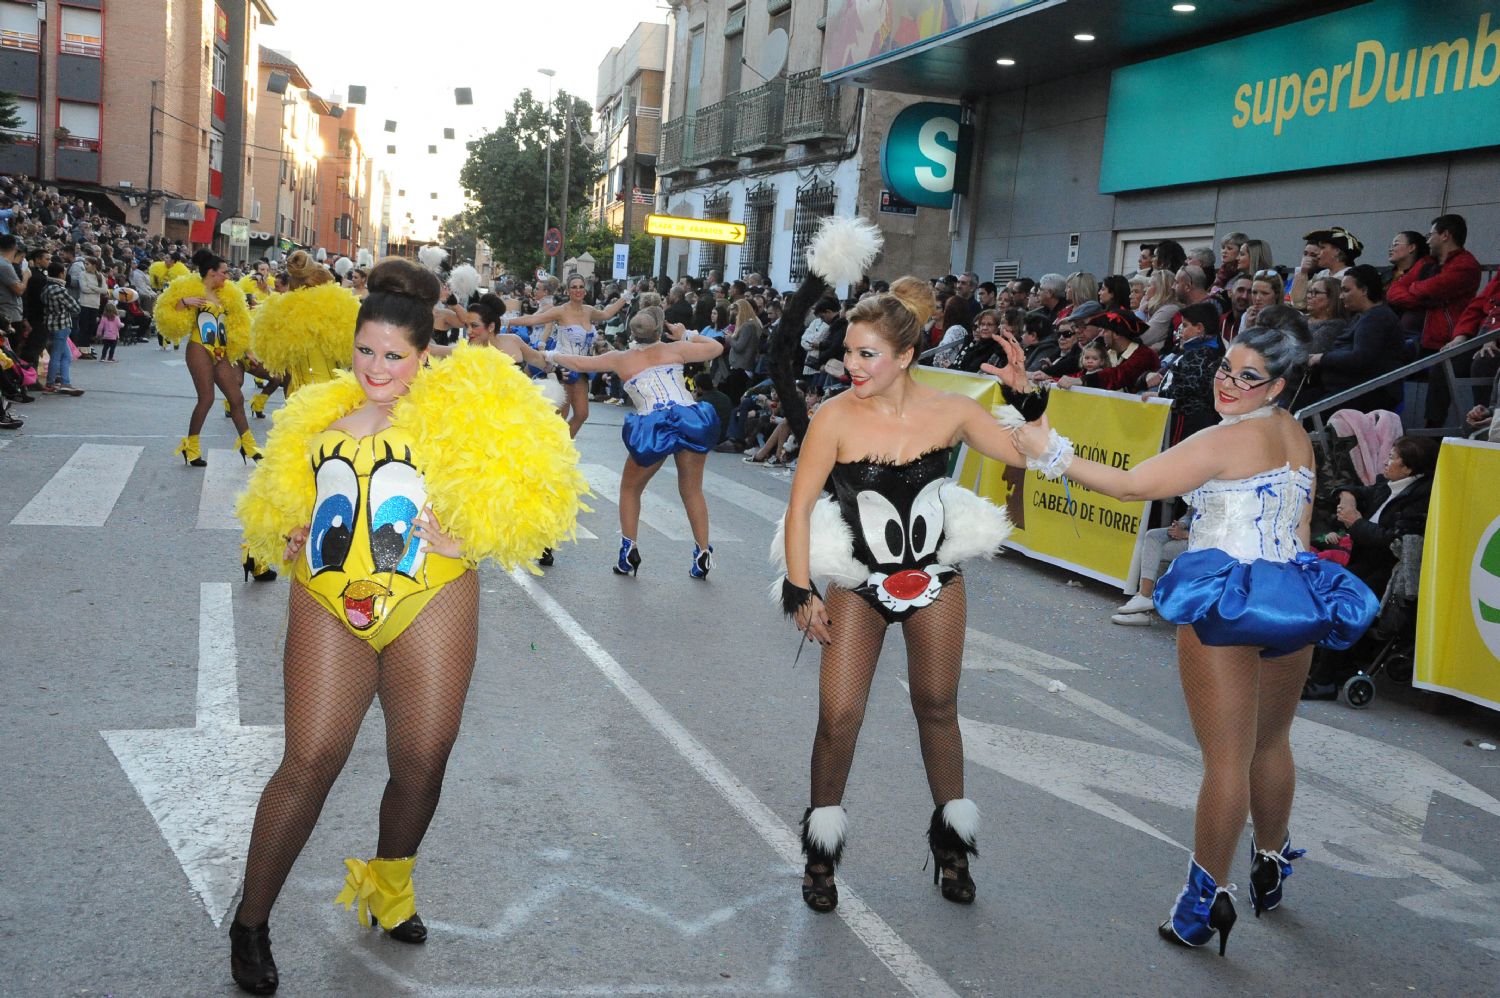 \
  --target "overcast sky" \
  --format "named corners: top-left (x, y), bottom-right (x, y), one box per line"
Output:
top-left (261, 0), bottom-right (669, 243)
